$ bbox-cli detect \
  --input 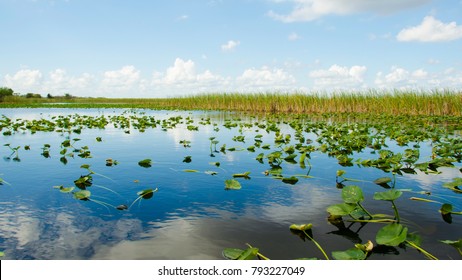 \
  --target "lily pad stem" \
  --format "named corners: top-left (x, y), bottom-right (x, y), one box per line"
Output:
top-left (391, 201), bottom-right (400, 223)
top-left (245, 243), bottom-right (270, 260)
top-left (301, 231), bottom-right (329, 260)
top-left (358, 202), bottom-right (374, 220)
top-left (405, 241), bottom-right (438, 260)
